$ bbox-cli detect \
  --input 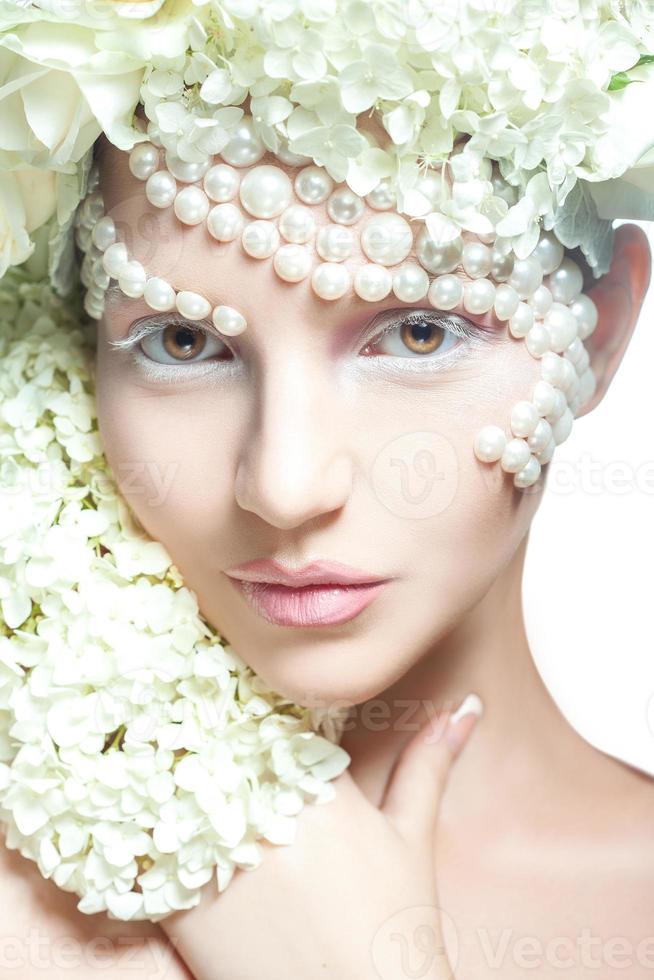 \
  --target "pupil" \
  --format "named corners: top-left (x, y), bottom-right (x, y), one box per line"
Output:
top-left (162, 323), bottom-right (206, 360)
top-left (412, 321), bottom-right (432, 344)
